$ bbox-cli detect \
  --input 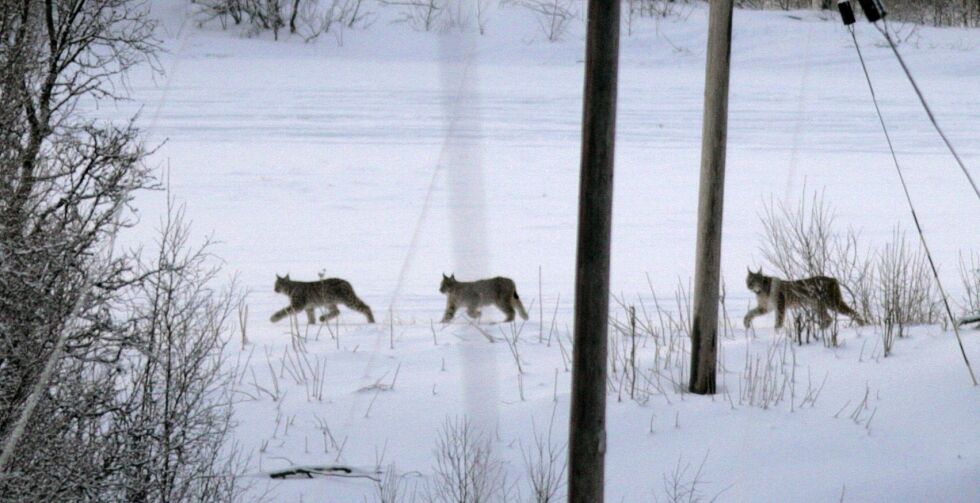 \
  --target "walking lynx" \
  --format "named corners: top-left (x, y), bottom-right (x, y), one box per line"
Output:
top-left (270, 274), bottom-right (375, 324)
top-left (439, 274), bottom-right (529, 323)
top-left (743, 268), bottom-right (864, 329)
